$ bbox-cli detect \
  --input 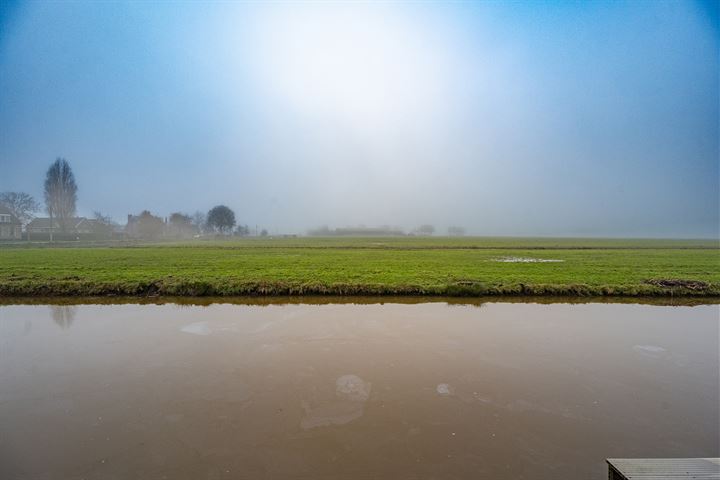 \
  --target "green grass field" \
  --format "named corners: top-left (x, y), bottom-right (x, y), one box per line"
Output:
top-left (0, 237), bottom-right (718, 297)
